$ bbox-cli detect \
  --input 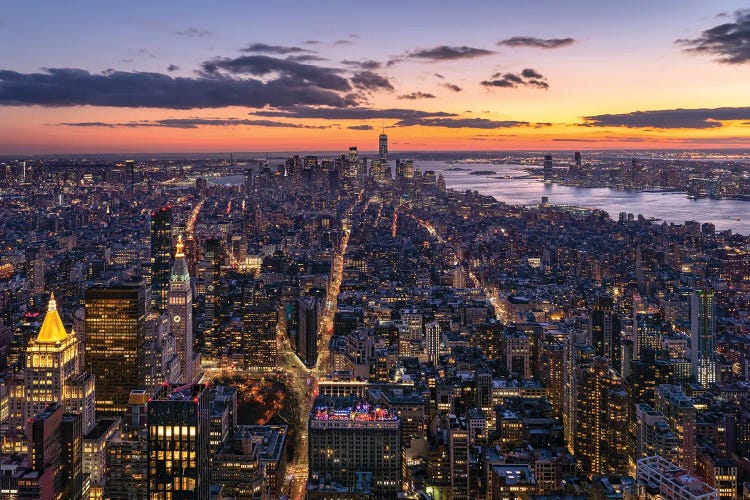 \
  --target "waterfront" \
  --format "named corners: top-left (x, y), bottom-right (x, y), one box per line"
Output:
top-left (214, 161), bottom-right (750, 234)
